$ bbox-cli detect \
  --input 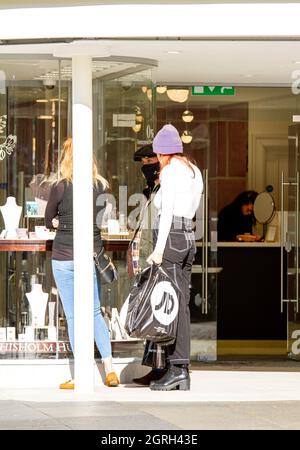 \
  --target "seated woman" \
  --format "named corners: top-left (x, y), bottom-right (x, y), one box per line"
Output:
top-left (217, 190), bottom-right (260, 242)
